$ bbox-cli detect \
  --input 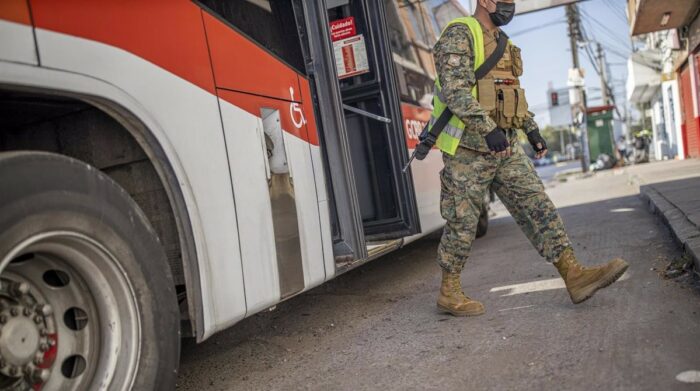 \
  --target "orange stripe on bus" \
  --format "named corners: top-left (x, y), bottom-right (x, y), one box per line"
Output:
top-left (0, 0), bottom-right (31, 25)
top-left (30, 0), bottom-right (216, 94)
top-left (29, 0), bottom-right (320, 146)
top-left (203, 12), bottom-right (301, 102)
